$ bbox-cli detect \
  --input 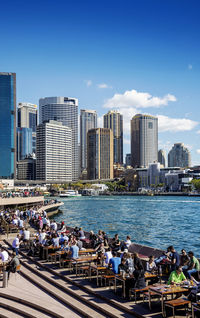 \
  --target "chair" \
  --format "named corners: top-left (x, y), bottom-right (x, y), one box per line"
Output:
top-left (164, 298), bottom-right (190, 318)
top-left (15, 264), bottom-right (21, 280)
